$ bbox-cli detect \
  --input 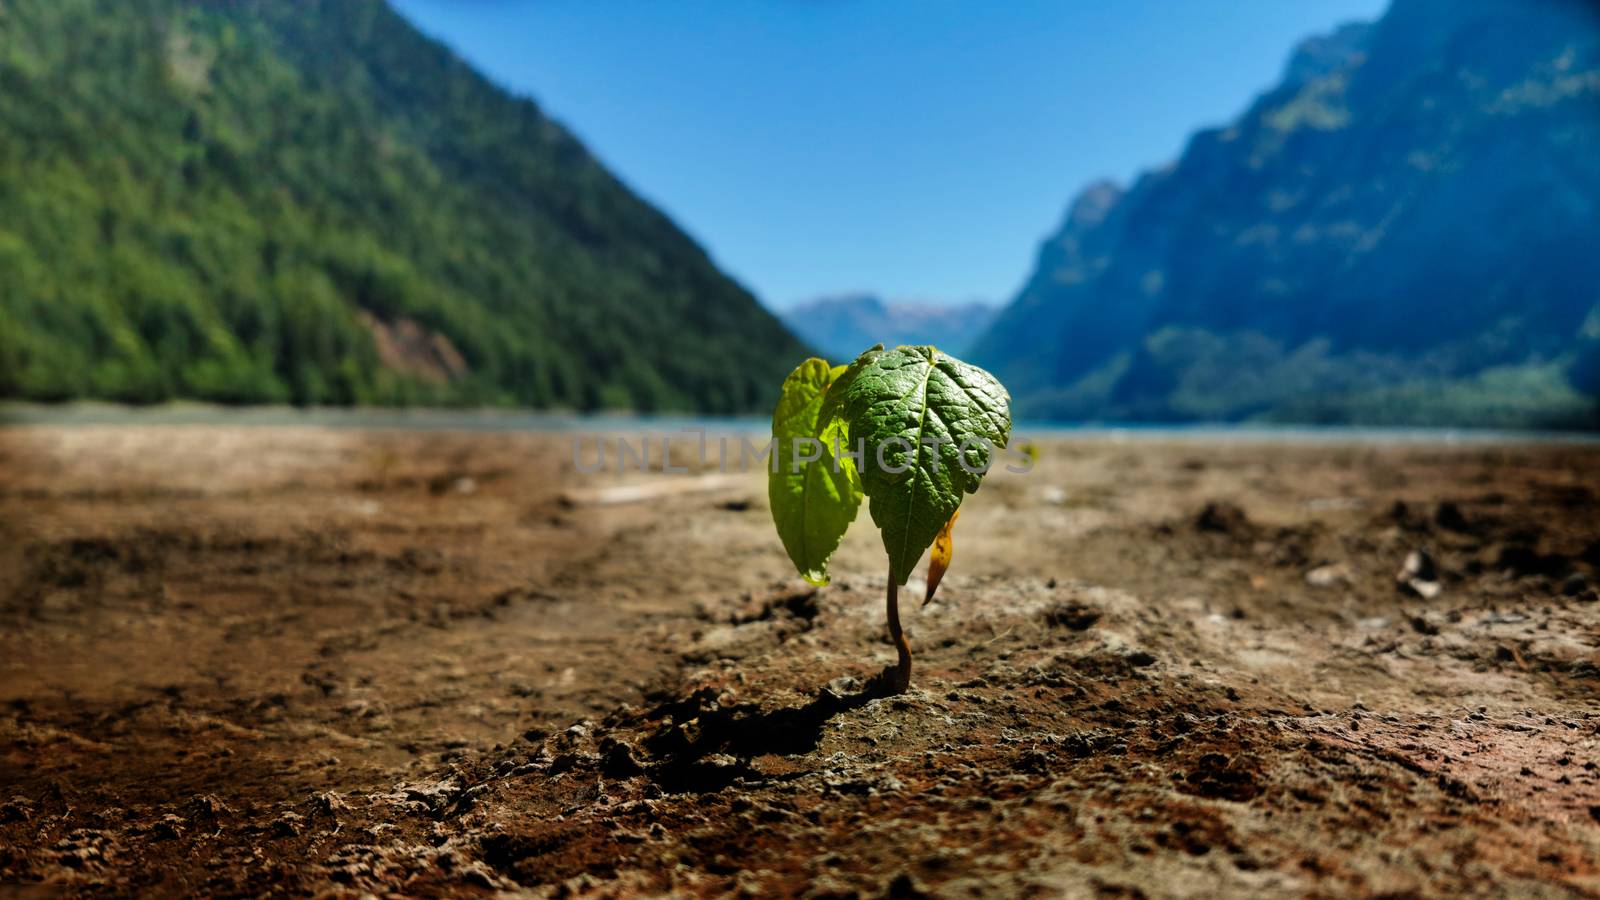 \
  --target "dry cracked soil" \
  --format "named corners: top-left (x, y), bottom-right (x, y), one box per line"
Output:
top-left (2, 424), bottom-right (1599, 897)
